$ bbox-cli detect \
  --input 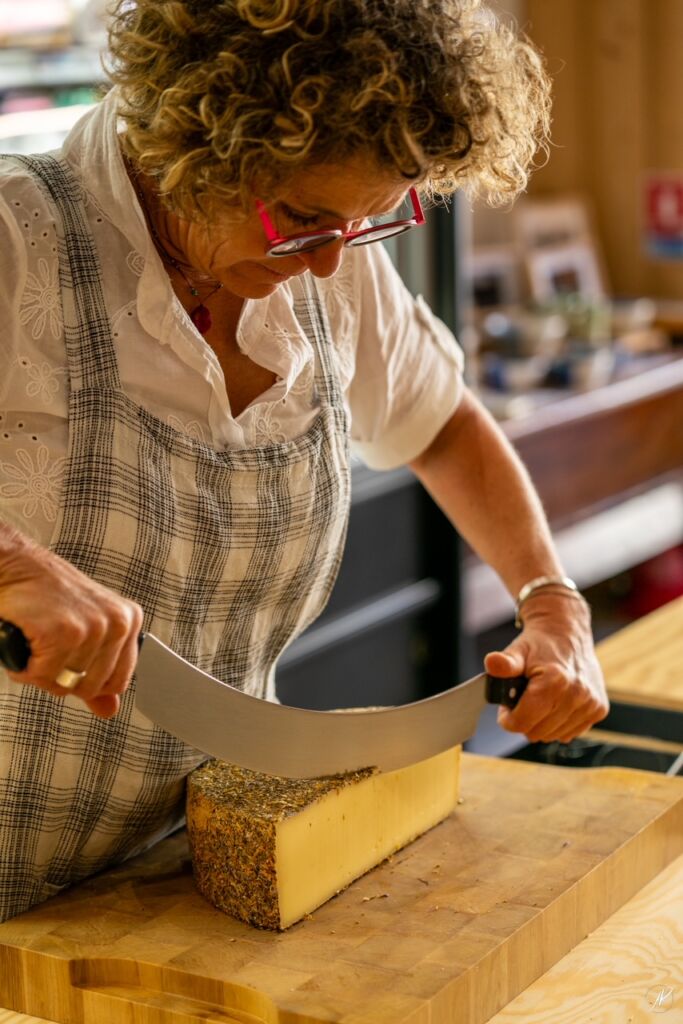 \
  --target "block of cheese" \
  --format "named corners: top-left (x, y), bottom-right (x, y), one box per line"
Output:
top-left (186, 745), bottom-right (461, 930)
